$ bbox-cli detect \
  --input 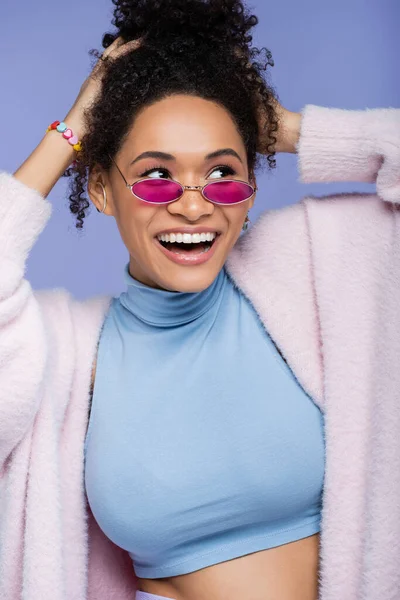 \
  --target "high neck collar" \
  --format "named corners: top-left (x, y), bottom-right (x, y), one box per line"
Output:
top-left (118, 263), bottom-right (227, 327)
